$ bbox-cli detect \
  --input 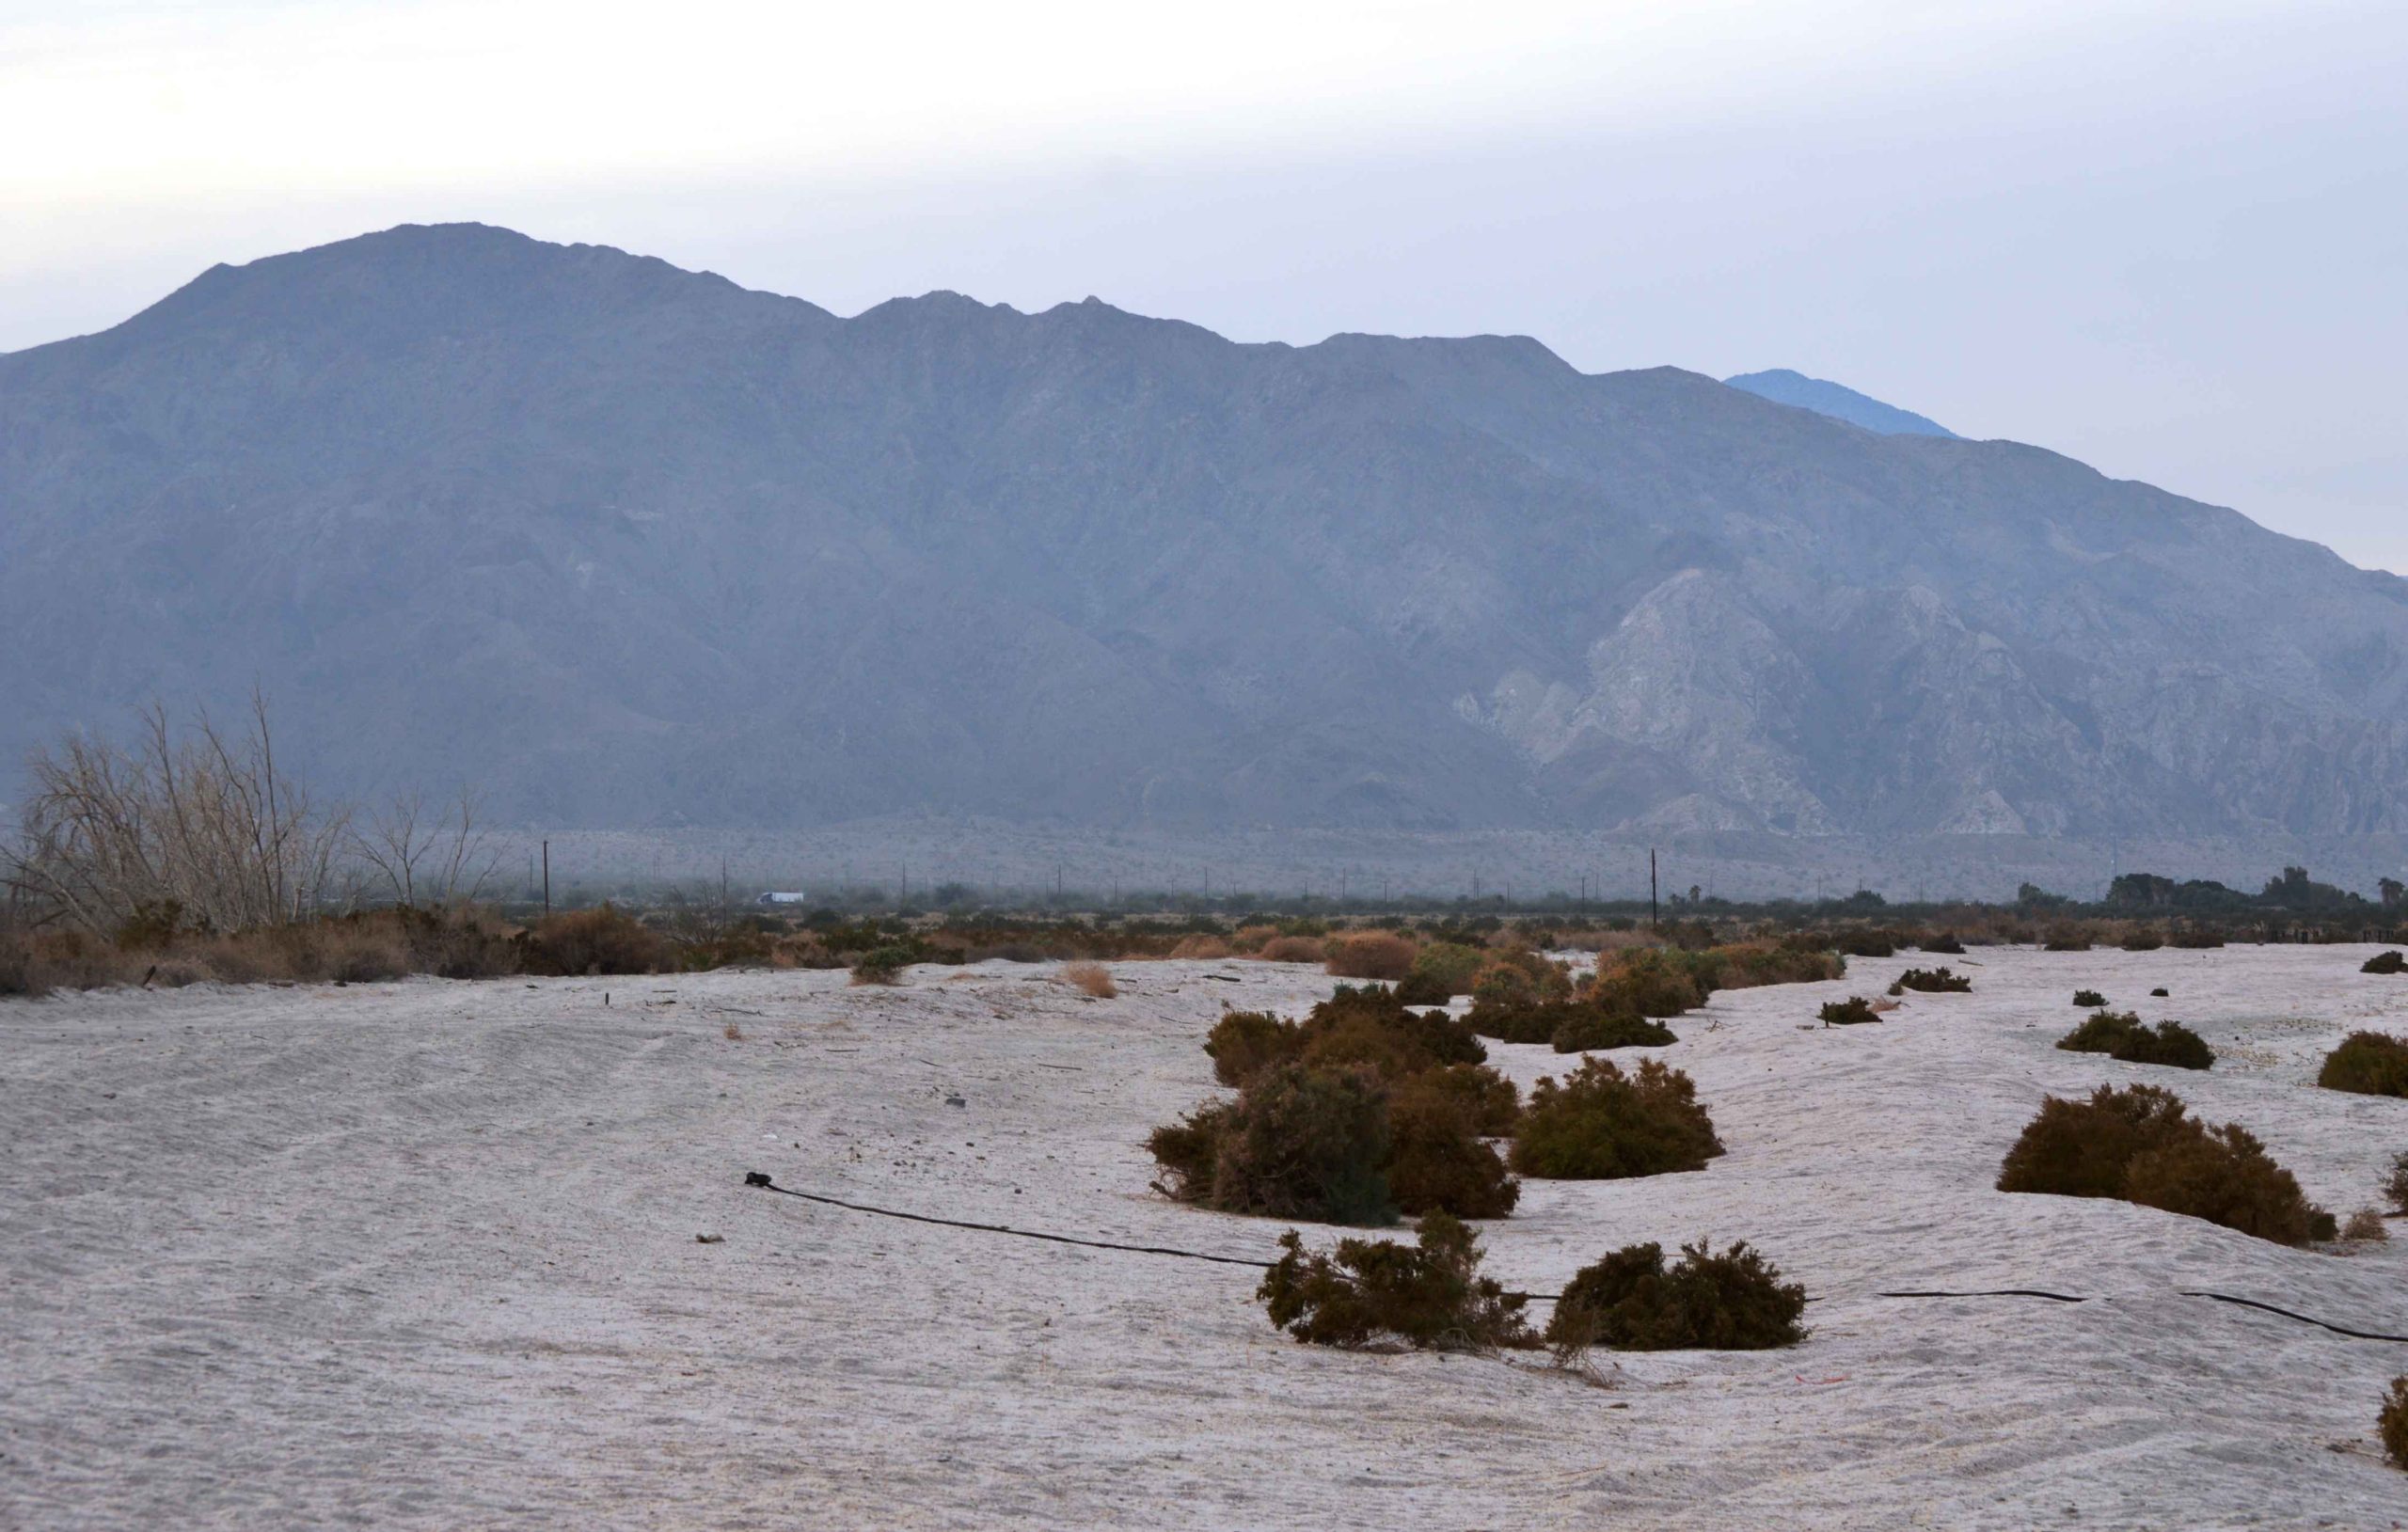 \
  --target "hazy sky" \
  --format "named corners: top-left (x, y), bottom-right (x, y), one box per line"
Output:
top-left (6, 1), bottom-right (2403, 570)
